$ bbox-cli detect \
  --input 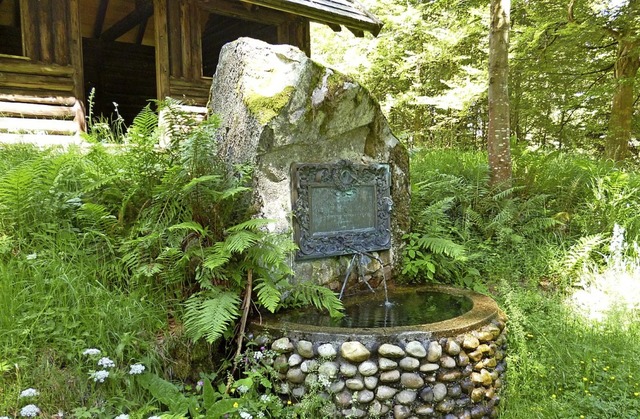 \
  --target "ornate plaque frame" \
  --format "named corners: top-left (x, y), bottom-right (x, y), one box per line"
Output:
top-left (291, 160), bottom-right (392, 260)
